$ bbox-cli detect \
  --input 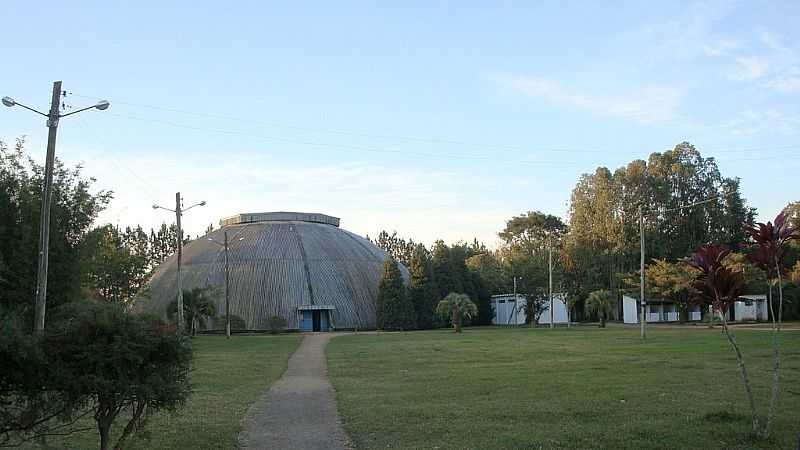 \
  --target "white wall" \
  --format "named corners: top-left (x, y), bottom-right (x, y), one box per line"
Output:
top-left (490, 295), bottom-right (526, 325)
top-left (623, 296), bottom-right (639, 324)
top-left (537, 294), bottom-right (569, 324)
